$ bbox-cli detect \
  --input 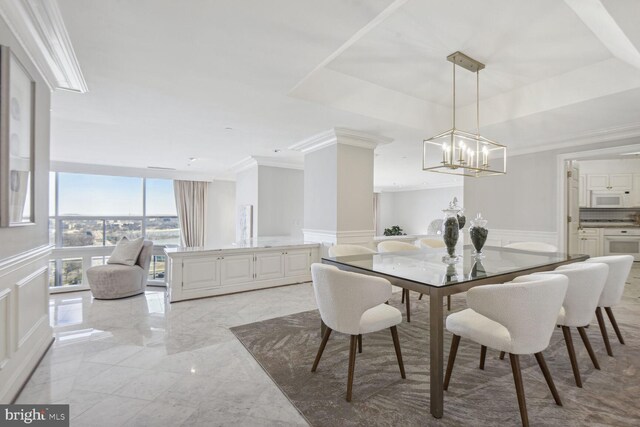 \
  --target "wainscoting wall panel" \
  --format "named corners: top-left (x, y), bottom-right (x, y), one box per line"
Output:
top-left (0, 245), bottom-right (53, 403)
top-left (0, 288), bottom-right (10, 370)
top-left (16, 266), bottom-right (48, 349)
